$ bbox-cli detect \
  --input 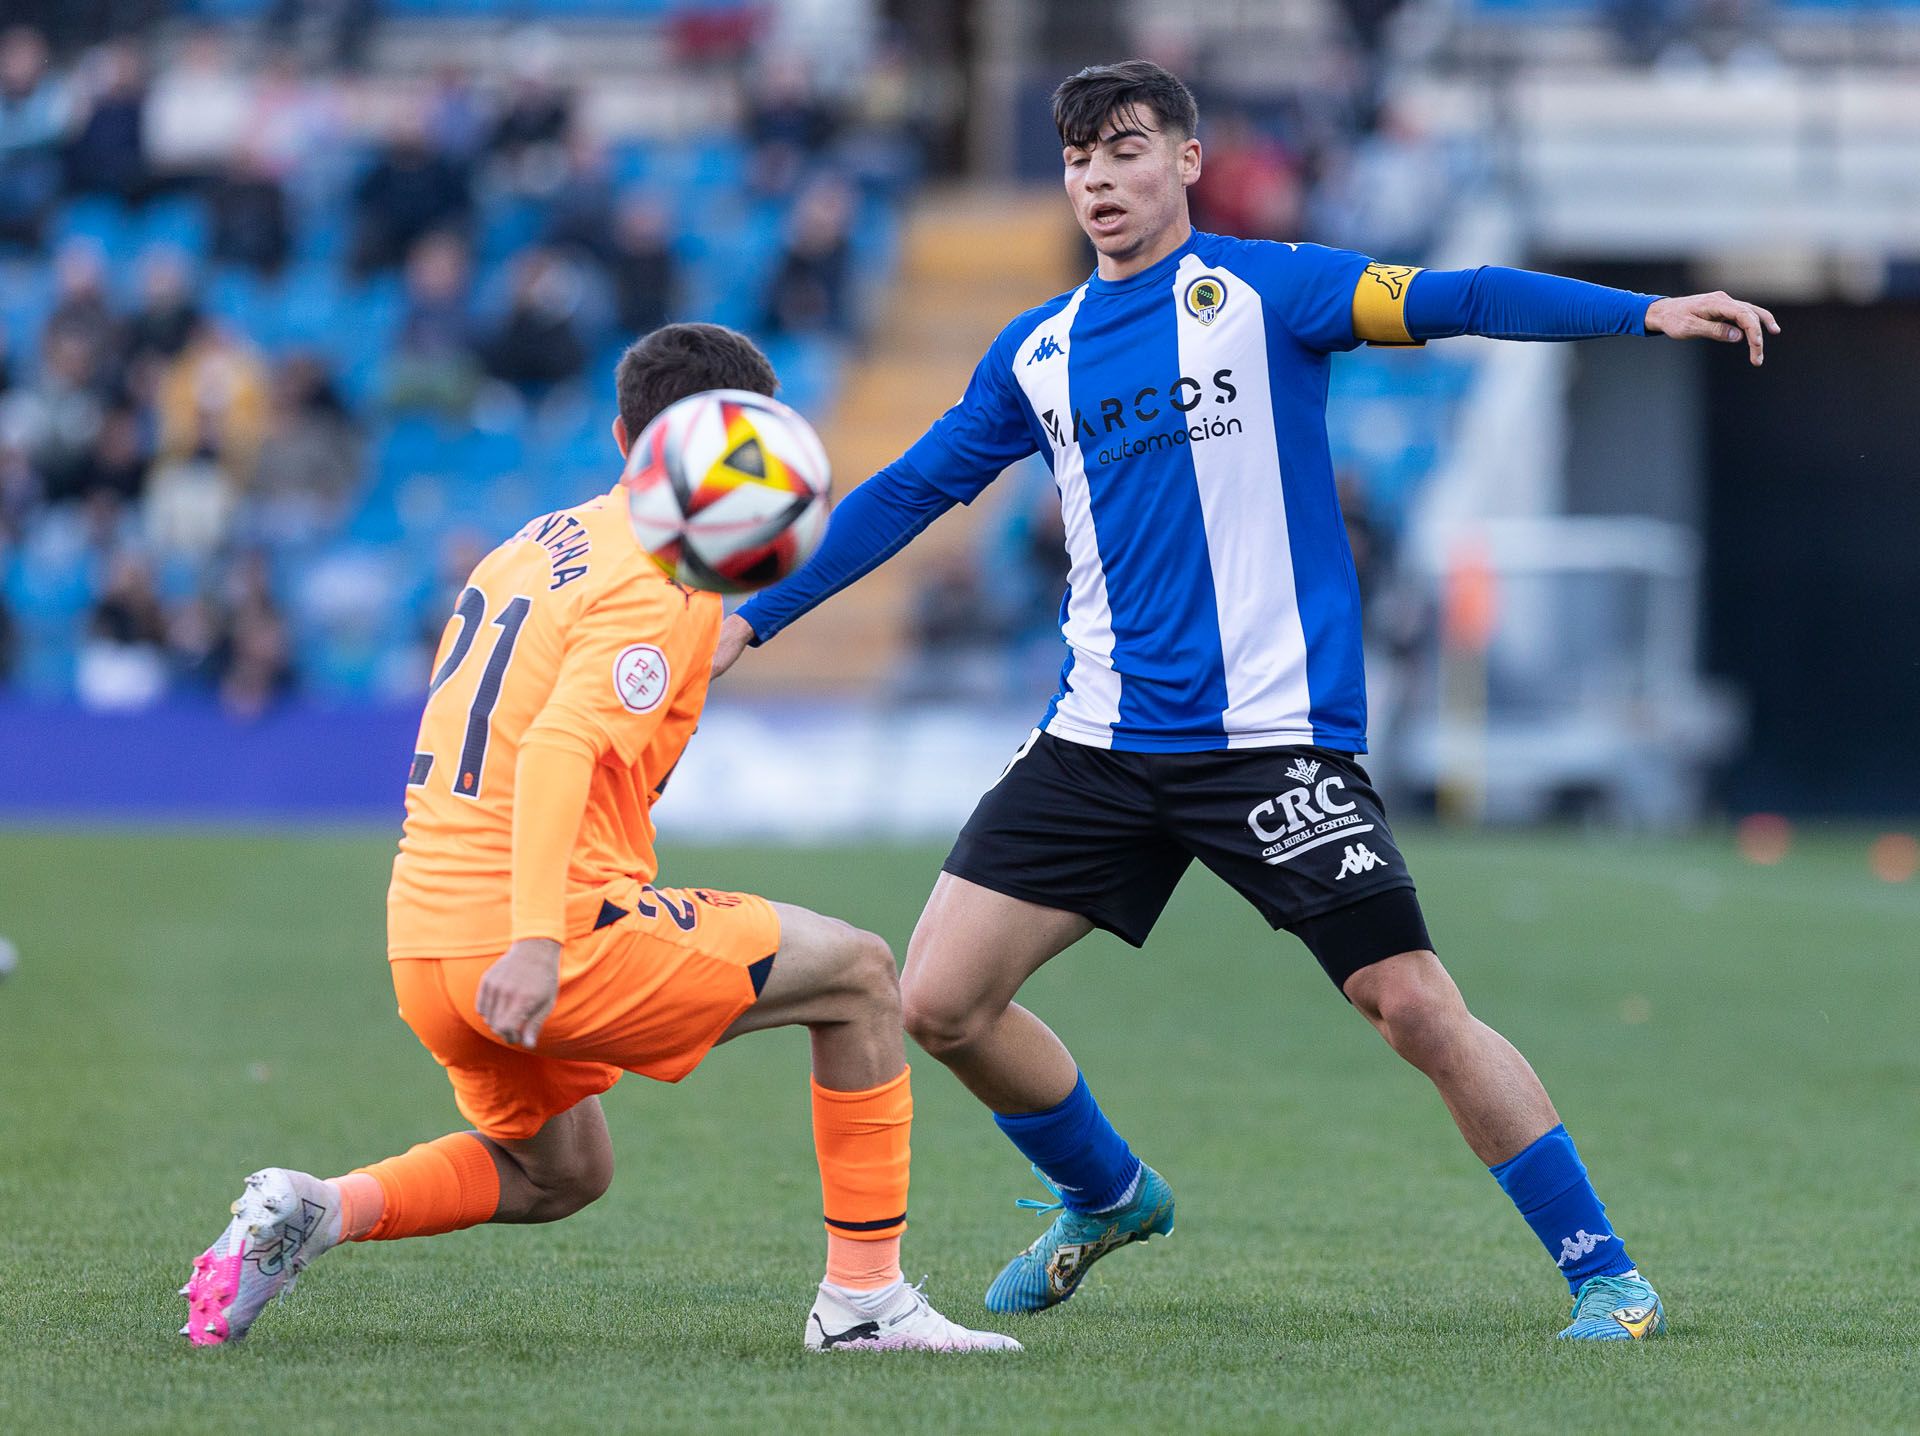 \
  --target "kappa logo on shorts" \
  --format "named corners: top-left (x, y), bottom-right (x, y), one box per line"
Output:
top-left (1247, 767), bottom-right (1374, 867)
top-left (1334, 843), bottom-right (1387, 880)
